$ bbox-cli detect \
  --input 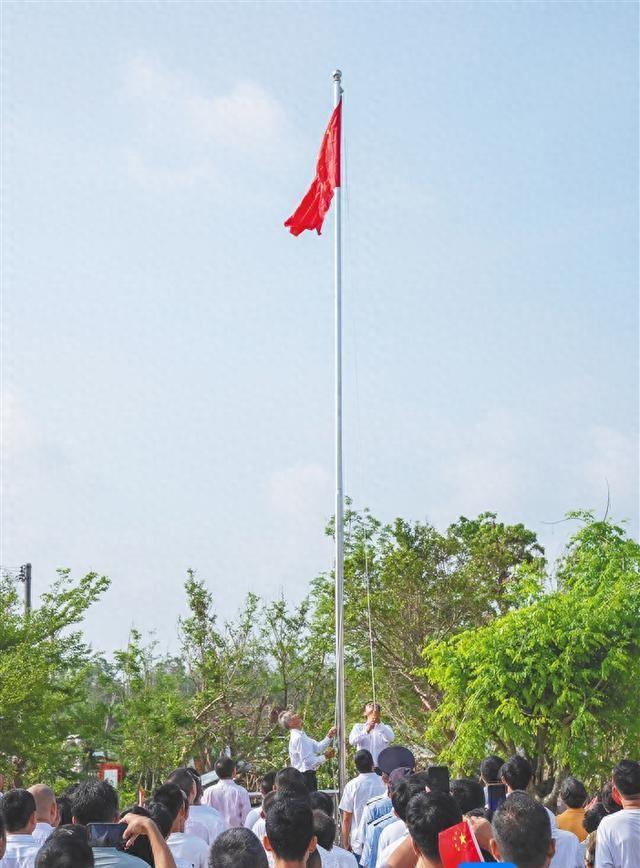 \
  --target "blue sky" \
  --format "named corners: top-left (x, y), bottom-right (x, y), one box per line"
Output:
top-left (2, 1), bottom-right (638, 654)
